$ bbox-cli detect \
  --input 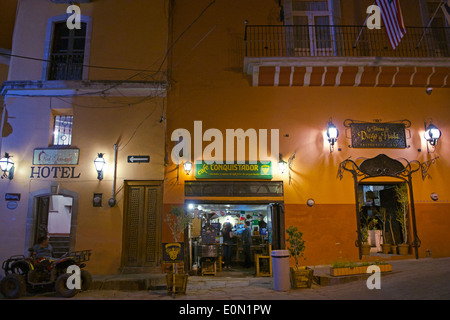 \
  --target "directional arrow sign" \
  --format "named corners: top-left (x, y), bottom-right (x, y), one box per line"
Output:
top-left (127, 155), bottom-right (150, 163)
